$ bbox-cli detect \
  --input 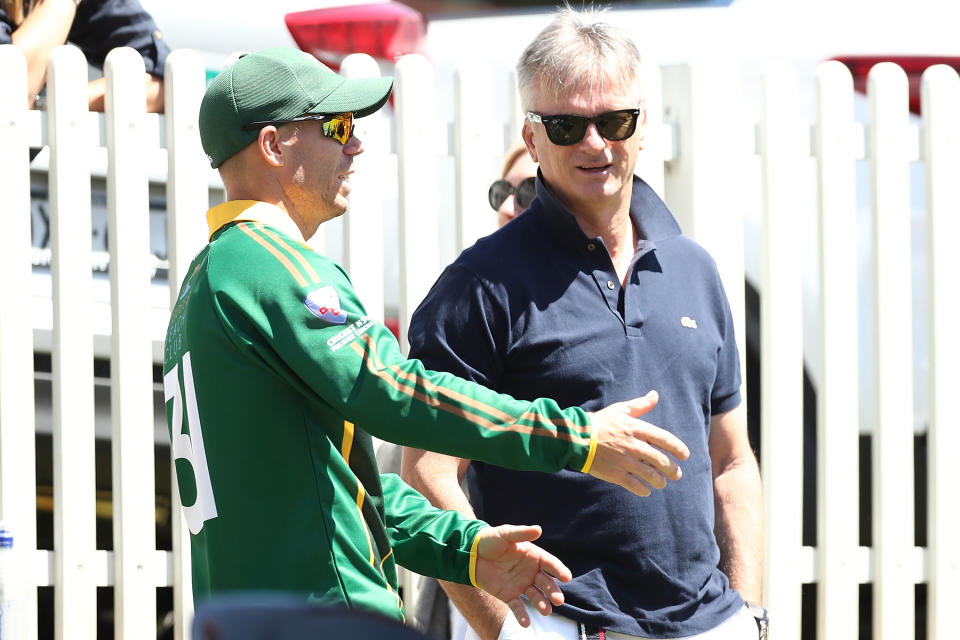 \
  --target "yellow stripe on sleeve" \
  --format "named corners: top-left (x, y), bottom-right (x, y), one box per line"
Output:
top-left (468, 527), bottom-right (484, 588)
top-left (350, 337), bottom-right (590, 444)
